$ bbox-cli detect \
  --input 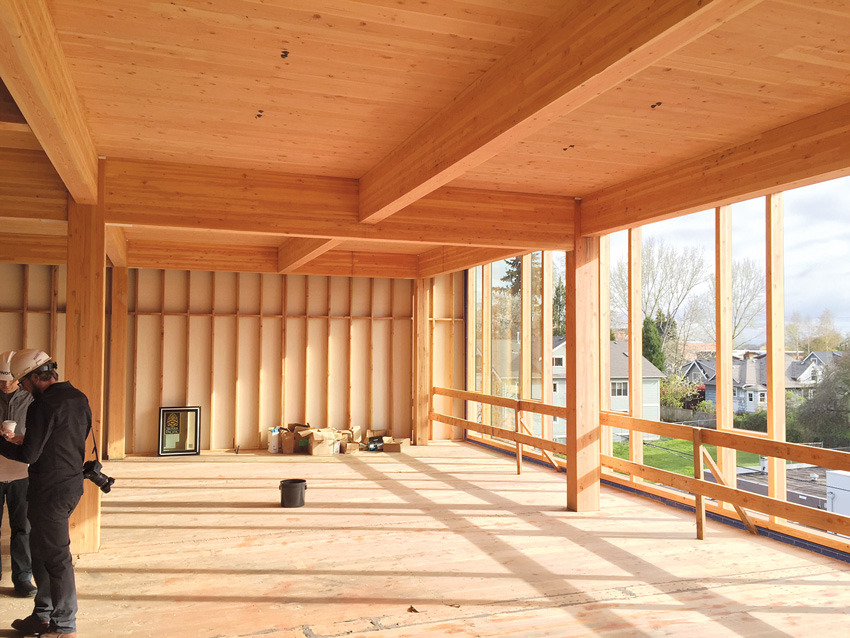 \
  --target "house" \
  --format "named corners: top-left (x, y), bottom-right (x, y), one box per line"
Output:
top-left (699, 351), bottom-right (843, 413)
top-left (553, 338), bottom-right (665, 441)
